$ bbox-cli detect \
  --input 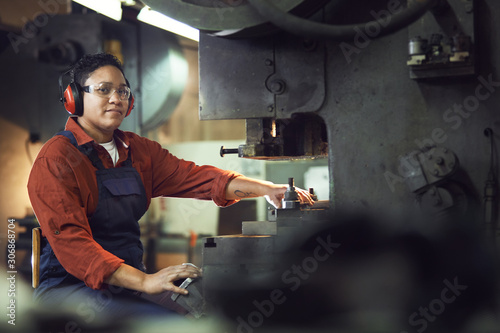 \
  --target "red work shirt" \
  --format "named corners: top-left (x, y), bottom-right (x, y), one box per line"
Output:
top-left (27, 117), bottom-right (241, 289)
